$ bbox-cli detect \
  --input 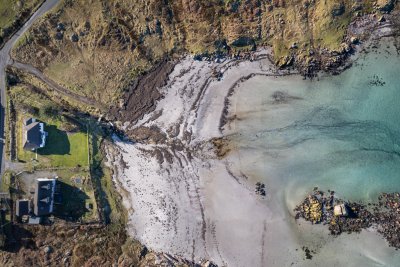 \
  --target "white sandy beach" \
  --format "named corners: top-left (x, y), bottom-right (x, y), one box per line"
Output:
top-left (109, 41), bottom-right (400, 266)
